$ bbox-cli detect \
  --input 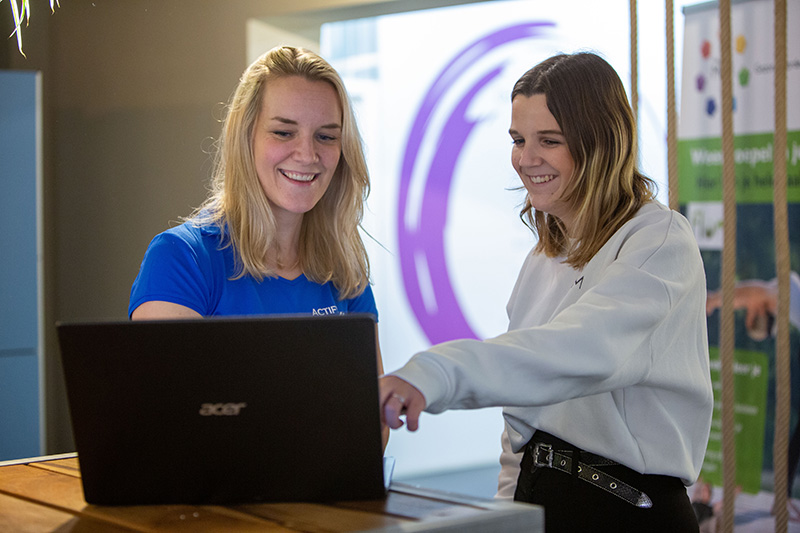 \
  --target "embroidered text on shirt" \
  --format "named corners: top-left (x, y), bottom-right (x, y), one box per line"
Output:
top-left (574, 276), bottom-right (584, 289)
